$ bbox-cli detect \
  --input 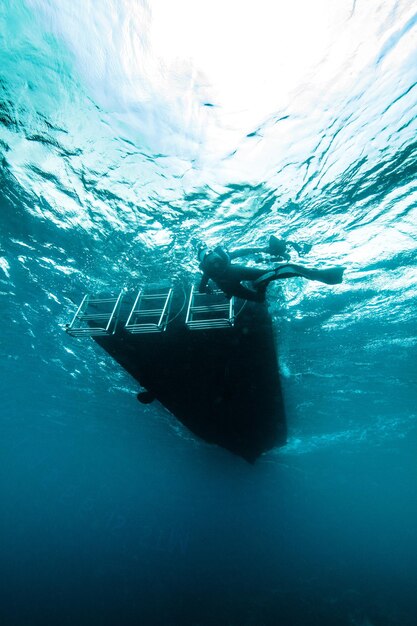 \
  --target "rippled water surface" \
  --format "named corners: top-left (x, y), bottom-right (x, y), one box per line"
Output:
top-left (1, 1), bottom-right (417, 625)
